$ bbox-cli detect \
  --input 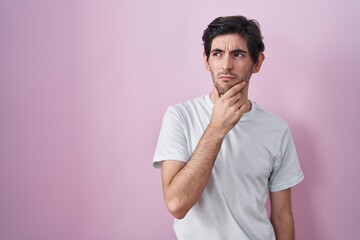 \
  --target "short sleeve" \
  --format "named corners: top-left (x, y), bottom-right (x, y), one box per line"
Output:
top-left (268, 127), bottom-right (304, 192)
top-left (153, 106), bottom-right (190, 168)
